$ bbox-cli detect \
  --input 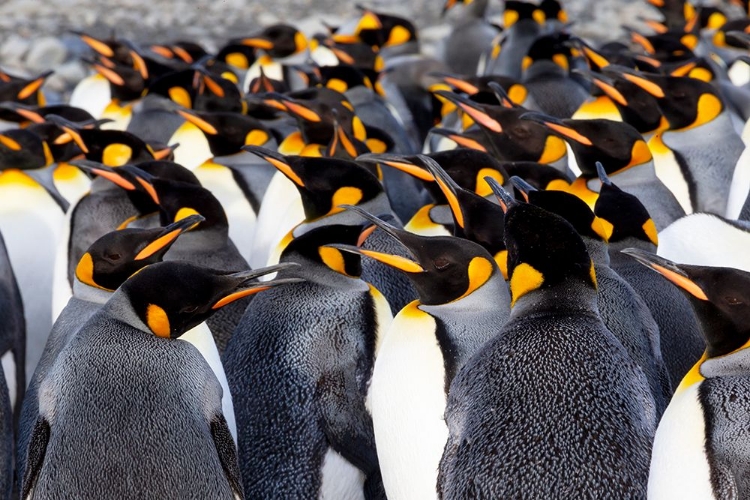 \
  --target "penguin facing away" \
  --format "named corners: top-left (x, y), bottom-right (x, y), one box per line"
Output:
top-left (623, 250), bottom-right (750, 500)
top-left (224, 224), bottom-right (391, 500)
top-left (21, 261), bottom-right (299, 500)
top-left (437, 181), bottom-right (656, 499)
